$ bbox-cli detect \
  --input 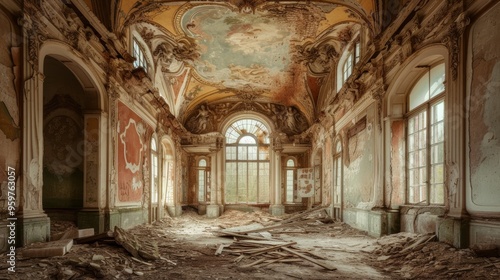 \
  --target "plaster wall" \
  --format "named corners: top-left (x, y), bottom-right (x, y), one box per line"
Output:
top-left (466, 2), bottom-right (500, 214)
top-left (0, 9), bottom-right (21, 253)
top-left (343, 105), bottom-right (376, 209)
top-left (117, 101), bottom-right (153, 204)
